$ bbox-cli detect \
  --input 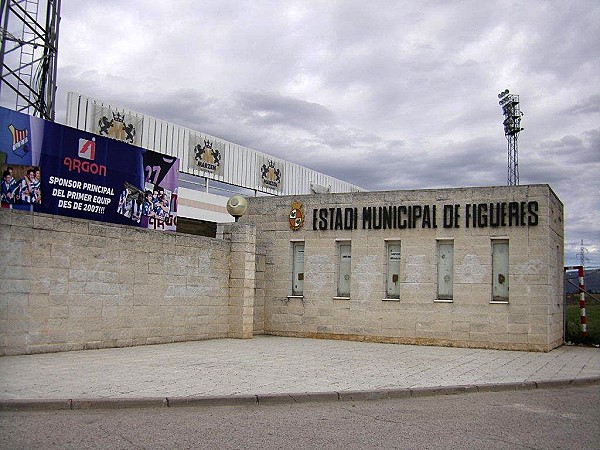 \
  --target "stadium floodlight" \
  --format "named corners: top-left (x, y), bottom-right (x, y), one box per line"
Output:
top-left (498, 89), bottom-right (524, 186)
top-left (0, 0), bottom-right (61, 121)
